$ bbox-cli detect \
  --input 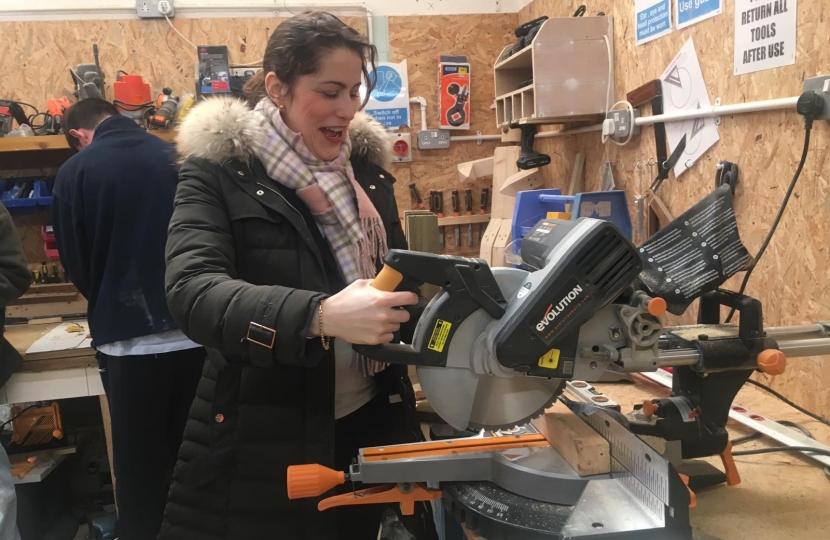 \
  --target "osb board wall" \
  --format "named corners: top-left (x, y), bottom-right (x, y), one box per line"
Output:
top-left (0, 13), bottom-right (518, 258)
top-left (0, 16), bottom-right (366, 107)
top-left (519, 1), bottom-right (830, 415)
top-left (387, 14), bottom-right (518, 256)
